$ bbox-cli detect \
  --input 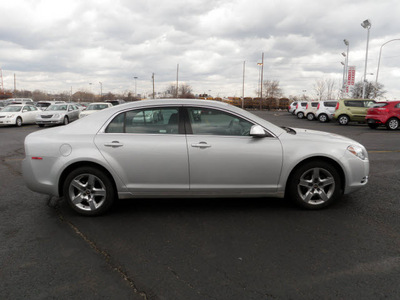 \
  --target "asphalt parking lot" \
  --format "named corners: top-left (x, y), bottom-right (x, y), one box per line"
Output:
top-left (1, 110), bottom-right (400, 299)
